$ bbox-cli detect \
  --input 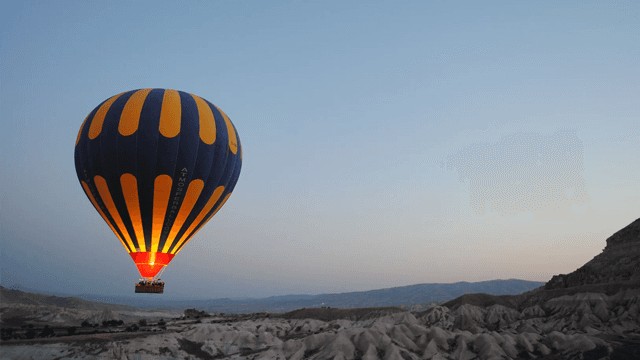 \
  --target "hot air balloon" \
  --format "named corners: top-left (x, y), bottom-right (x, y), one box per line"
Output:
top-left (74, 89), bottom-right (242, 293)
